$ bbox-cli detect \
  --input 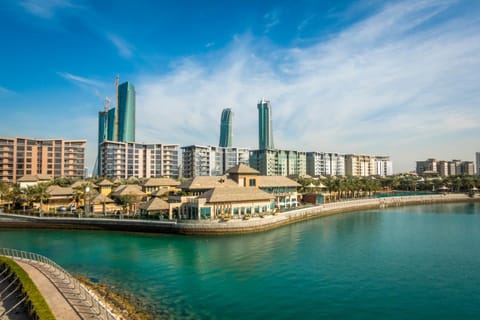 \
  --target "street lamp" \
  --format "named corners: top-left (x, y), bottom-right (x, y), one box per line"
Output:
top-left (84, 186), bottom-right (90, 217)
